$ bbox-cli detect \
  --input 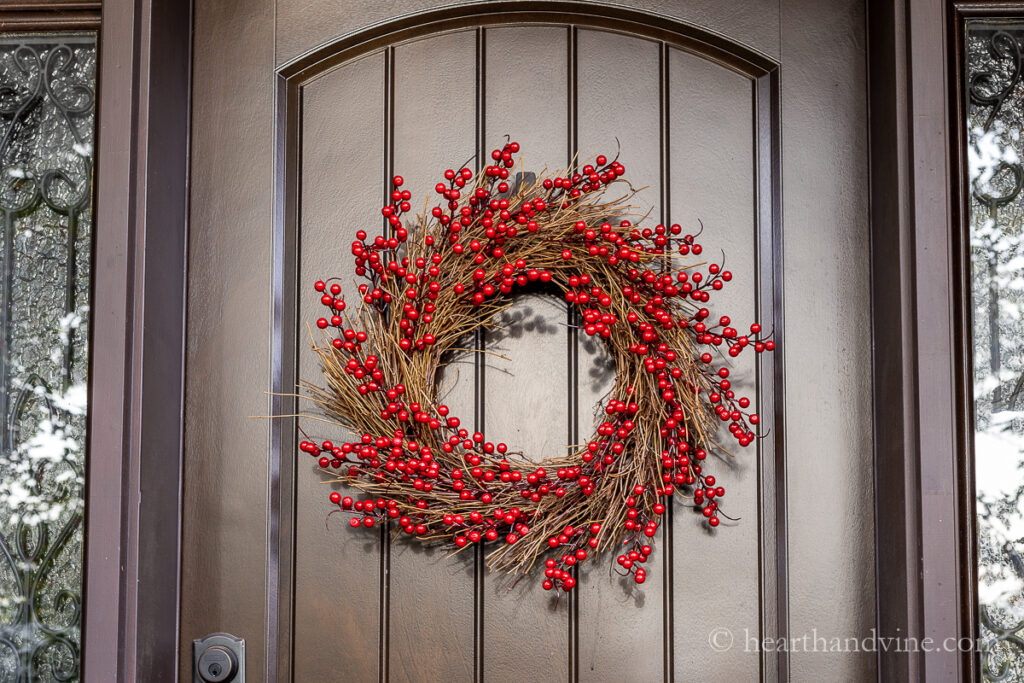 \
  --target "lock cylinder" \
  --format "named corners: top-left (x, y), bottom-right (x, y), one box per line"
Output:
top-left (193, 633), bottom-right (244, 683)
